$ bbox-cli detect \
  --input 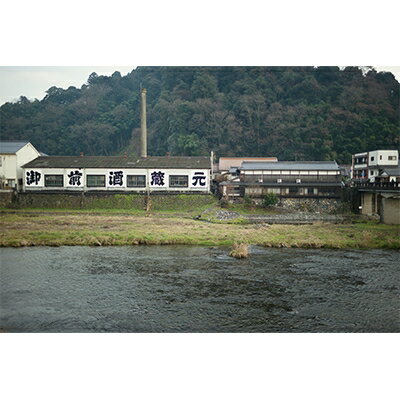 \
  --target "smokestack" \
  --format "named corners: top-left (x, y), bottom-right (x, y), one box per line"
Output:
top-left (140, 88), bottom-right (147, 158)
